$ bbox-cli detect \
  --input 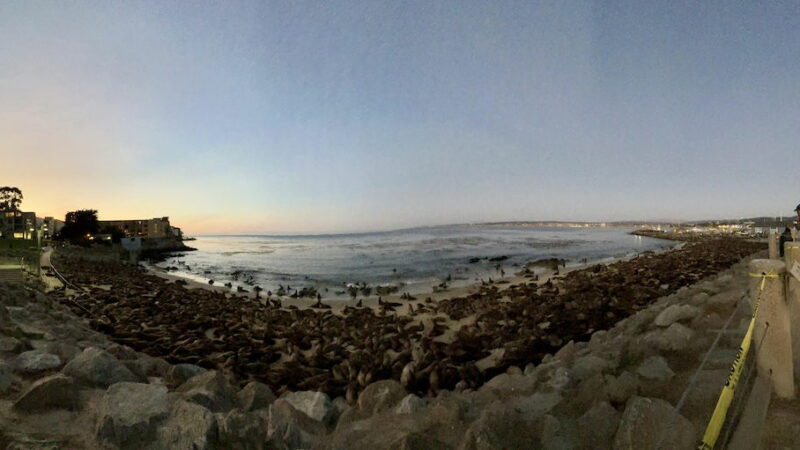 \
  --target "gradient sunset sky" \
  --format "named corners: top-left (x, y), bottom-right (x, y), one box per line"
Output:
top-left (2, 1), bottom-right (799, 234)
